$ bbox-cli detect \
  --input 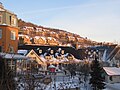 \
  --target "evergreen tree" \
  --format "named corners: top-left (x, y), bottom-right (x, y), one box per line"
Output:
top-left (89, 56), bottom-right (105, 90)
